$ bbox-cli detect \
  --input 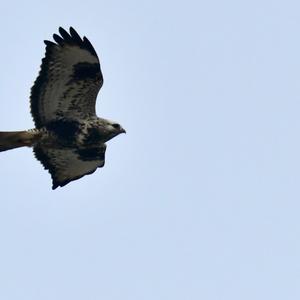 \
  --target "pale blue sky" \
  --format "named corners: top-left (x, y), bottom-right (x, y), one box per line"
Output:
top-left (0, 0), bottom-right (300, 299)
